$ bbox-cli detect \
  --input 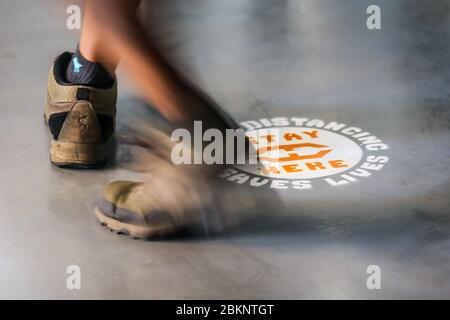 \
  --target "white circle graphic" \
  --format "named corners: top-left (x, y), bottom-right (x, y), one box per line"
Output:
top-left (238, 127), bottom-right (363, 179)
